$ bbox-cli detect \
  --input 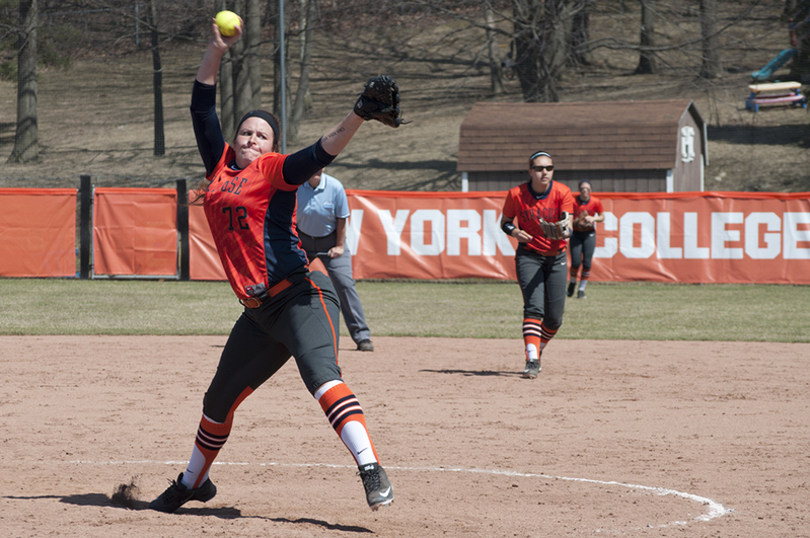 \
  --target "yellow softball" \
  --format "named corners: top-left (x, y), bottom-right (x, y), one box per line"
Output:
top-left (215, 11), bottom-right (241, 37)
